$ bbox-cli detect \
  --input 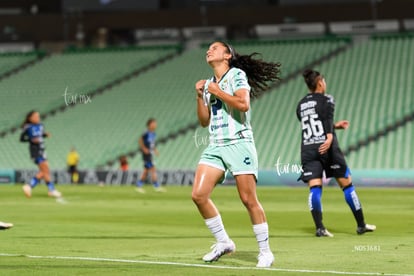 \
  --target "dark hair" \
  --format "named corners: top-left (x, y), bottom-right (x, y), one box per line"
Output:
top-left (21, 110), bottom-right (37, 128)
top-left (219, 42), bottom-right (281, 98)
top-left (303, 69), bottom-right (322, 92)
top-left (119, 155), bottom-right (128, 164)
top-left (146, 118), bottom-right (156, 127)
